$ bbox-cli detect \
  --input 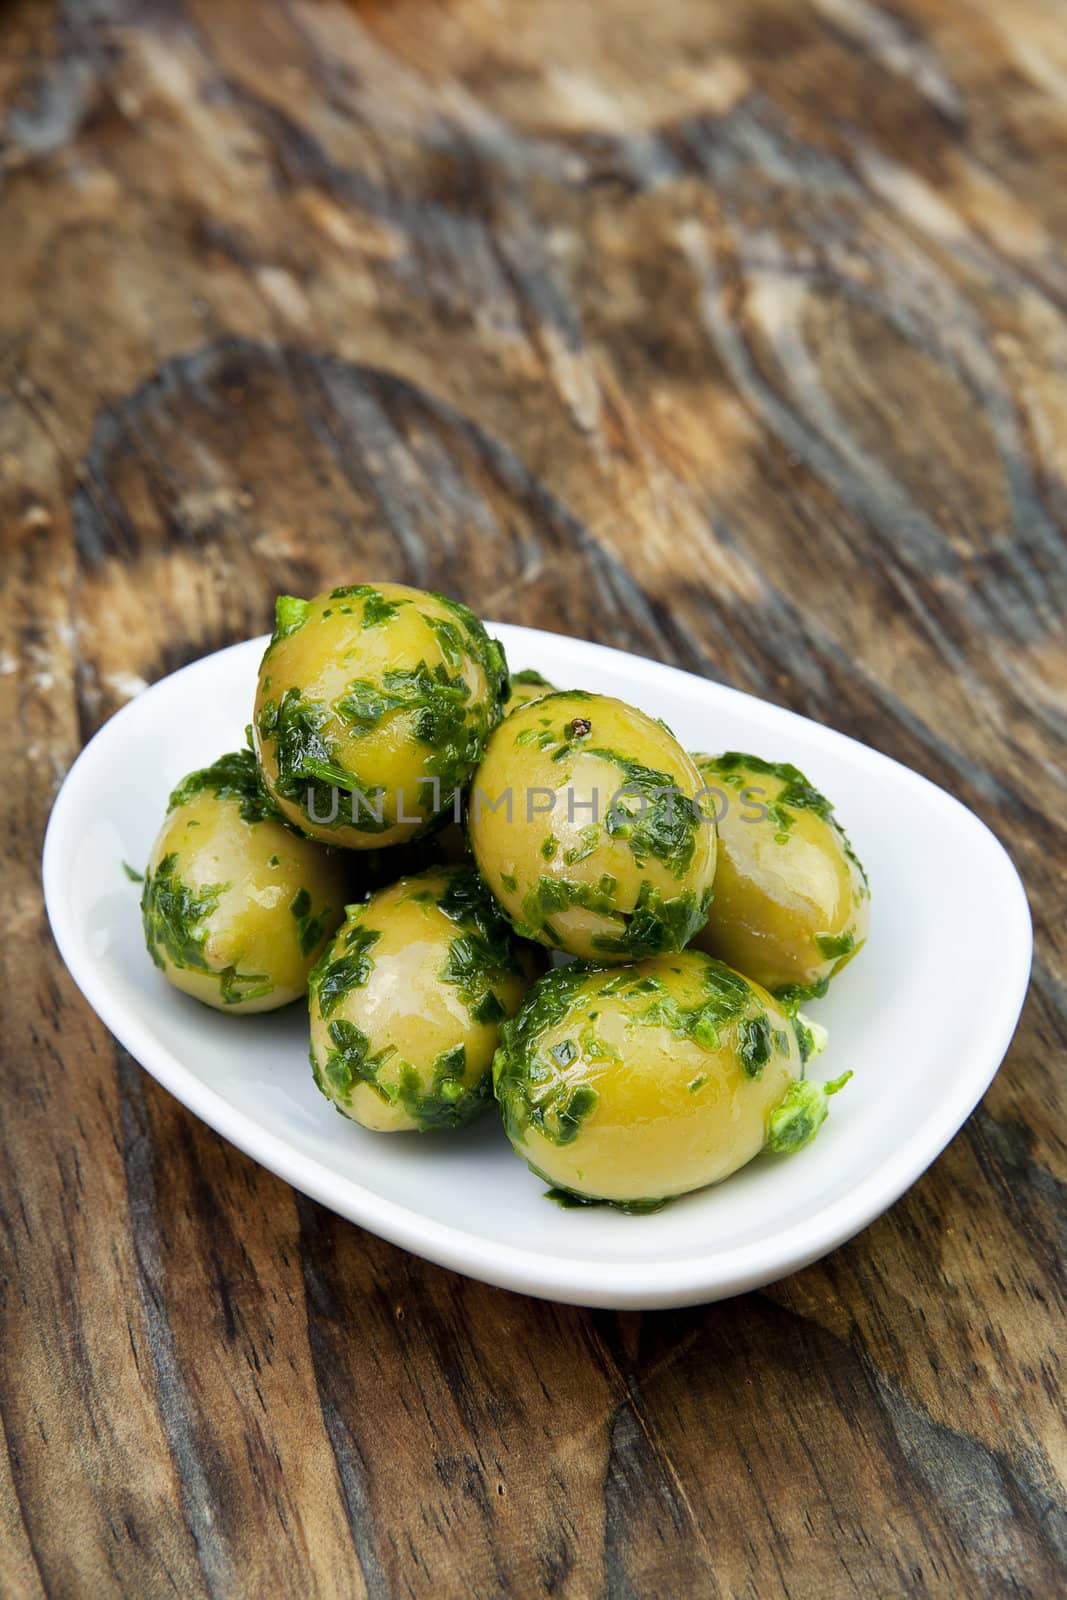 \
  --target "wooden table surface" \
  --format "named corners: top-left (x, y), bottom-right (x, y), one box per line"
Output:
top-left (2, 2), bottom-right (1065, 1595)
